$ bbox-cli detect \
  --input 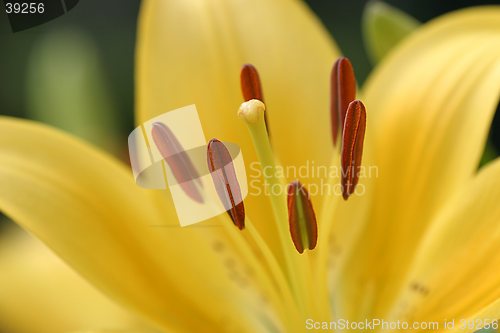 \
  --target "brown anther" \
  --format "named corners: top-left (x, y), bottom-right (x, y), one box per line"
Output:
top-left (341, 100), bottom-right (366, 200)
top-left (240, 64), bottom-right (270, 134)
top-left (151, 122), bottom-right (203, 203)
top-left (241, 64), bottom-right (264, 101)
top-left (331, 57), bottom-right (357, 147)
top-left (207, 139), bottom-right (245, 229)
top-left (287, 181), bottom-right (318, 254)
